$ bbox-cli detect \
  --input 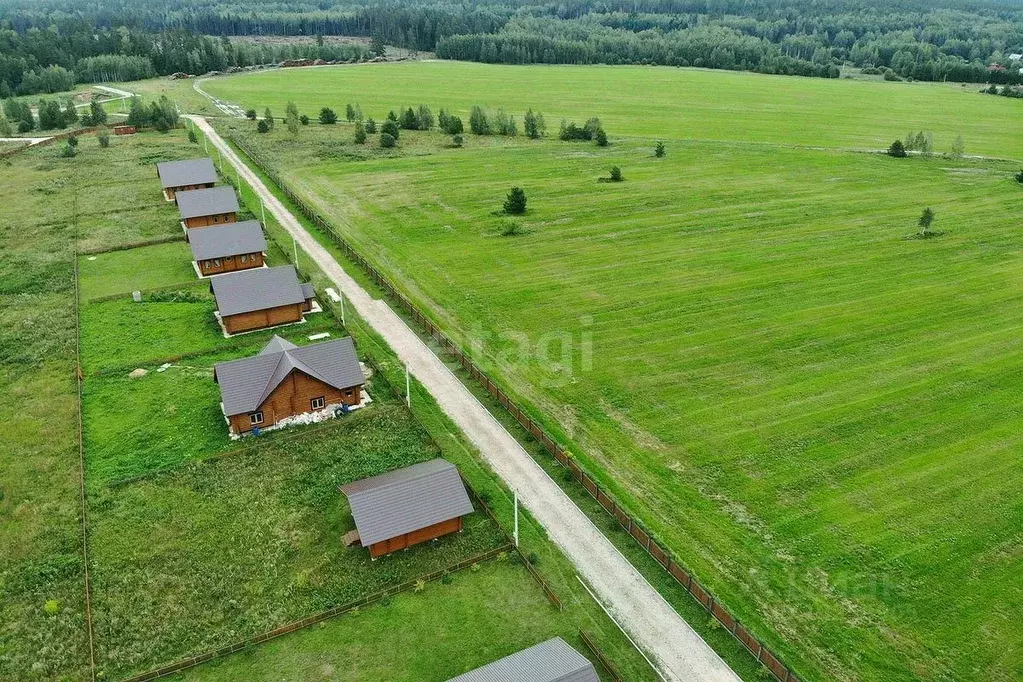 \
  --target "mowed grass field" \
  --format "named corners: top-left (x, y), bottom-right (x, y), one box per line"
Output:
top-left (208, 62), bottom-right (1023, 682)
top-left (204, 60), bottom-right (1023, 158)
